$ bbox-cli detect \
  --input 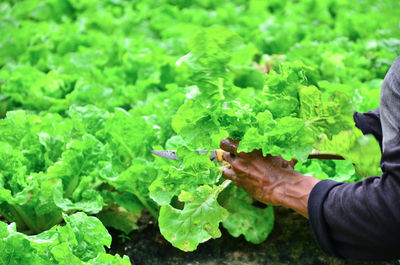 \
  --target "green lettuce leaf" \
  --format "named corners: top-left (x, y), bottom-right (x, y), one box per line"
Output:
top-left (104, 108), bottom-right (156, 170)
top-left (171, 100), bottom-right (221, 148)
top-left (317, 128), bottom-right (382, 177)
top-left (158, 184), bottom-right (229, 251)
top-left (221, 186), bottom-right (274, 244)
top-left (48, 134), bottom-right (110, 214)
top-left (149, 147), bottom-right (220, 206)
top-left (0, 212), bottom-right (131, 265)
